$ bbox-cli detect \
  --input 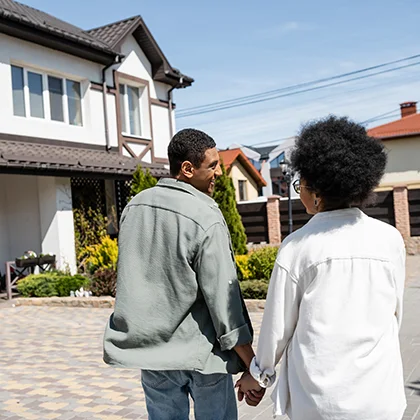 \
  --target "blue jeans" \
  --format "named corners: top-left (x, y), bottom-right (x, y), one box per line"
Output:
top-left (141, 370), bottom-right (238, 420)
